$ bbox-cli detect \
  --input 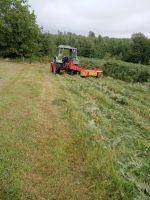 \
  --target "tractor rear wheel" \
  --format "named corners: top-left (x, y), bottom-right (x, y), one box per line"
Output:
top-left (50, 63), bottom-right (53, 72)
top-left (56, 63), bottom-right (61, 74)
top-left (53, 63), bottom-right (57, 74)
